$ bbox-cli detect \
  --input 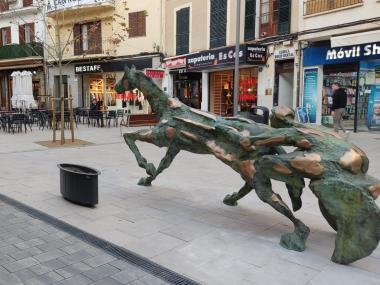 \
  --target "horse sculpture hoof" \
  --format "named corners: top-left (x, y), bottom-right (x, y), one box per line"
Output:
top-left (138, 177), bottom-right (152, 186)
top-left (280, 224), bottom-right (310, 252)
top-left (223, 194), bottom-right (238, 206)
